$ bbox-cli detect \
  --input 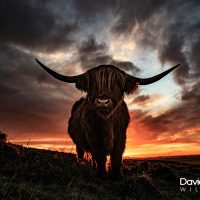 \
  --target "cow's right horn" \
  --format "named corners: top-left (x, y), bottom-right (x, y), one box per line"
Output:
top-left (128, 64), bottom-right (180, 85)
top-left (35, 58), bottom-right (86, 83)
